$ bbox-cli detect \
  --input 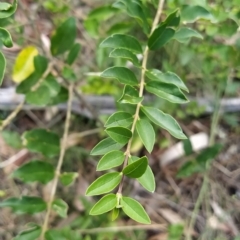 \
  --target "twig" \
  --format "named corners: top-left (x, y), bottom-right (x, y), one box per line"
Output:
top-left (77, 224), bottom-right (166, 234)
top-left (117, 0), bottom-right (165, 194)
top-left (40, 83), bottom-right (74, 239)
top-left (0, 101), bottom-right (24, 131)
